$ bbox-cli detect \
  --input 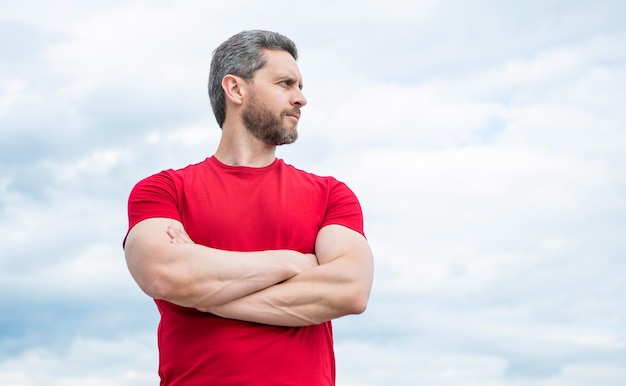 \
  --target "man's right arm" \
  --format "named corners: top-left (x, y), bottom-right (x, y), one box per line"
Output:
top-left (123, 217), bottom-right (317, 309)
